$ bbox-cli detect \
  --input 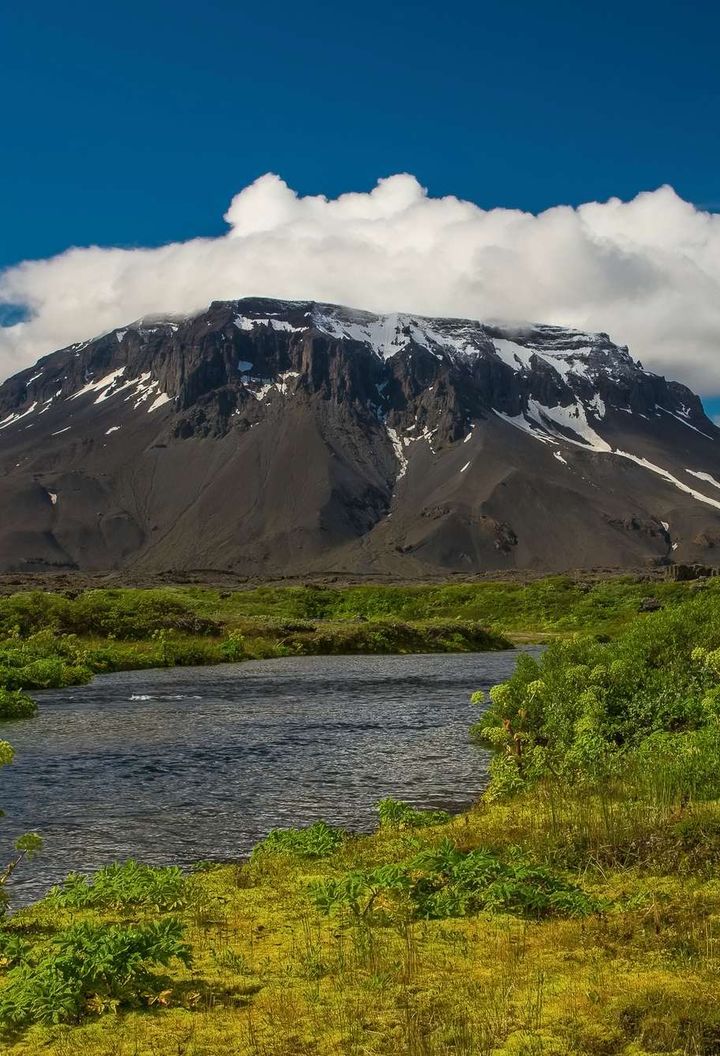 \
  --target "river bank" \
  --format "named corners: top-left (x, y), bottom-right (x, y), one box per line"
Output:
top-left (2, 579), bottom-right (720, 1052)
top-left (1, 574), bottom-right (712, 722)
